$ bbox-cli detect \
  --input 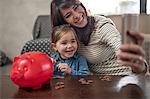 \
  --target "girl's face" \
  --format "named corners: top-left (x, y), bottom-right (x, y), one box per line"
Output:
top-left (60, 3), bottom-right (88, 28)
top-left (53, 31), bottom-right (78, 59)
